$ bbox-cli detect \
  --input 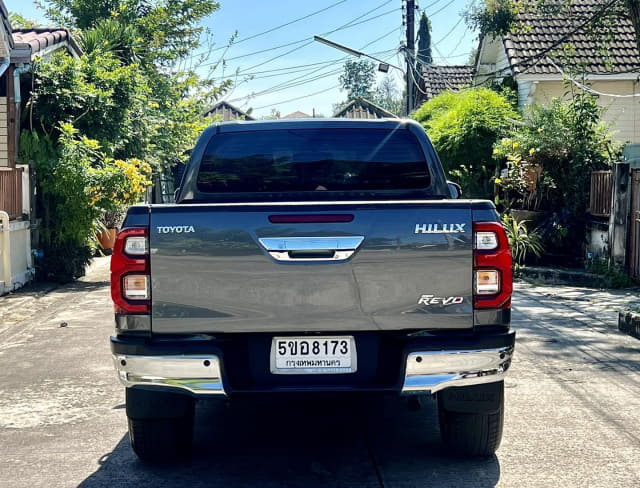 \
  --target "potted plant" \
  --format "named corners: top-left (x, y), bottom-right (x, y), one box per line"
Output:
top-left (96, 208), bottom-right (126, 251)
